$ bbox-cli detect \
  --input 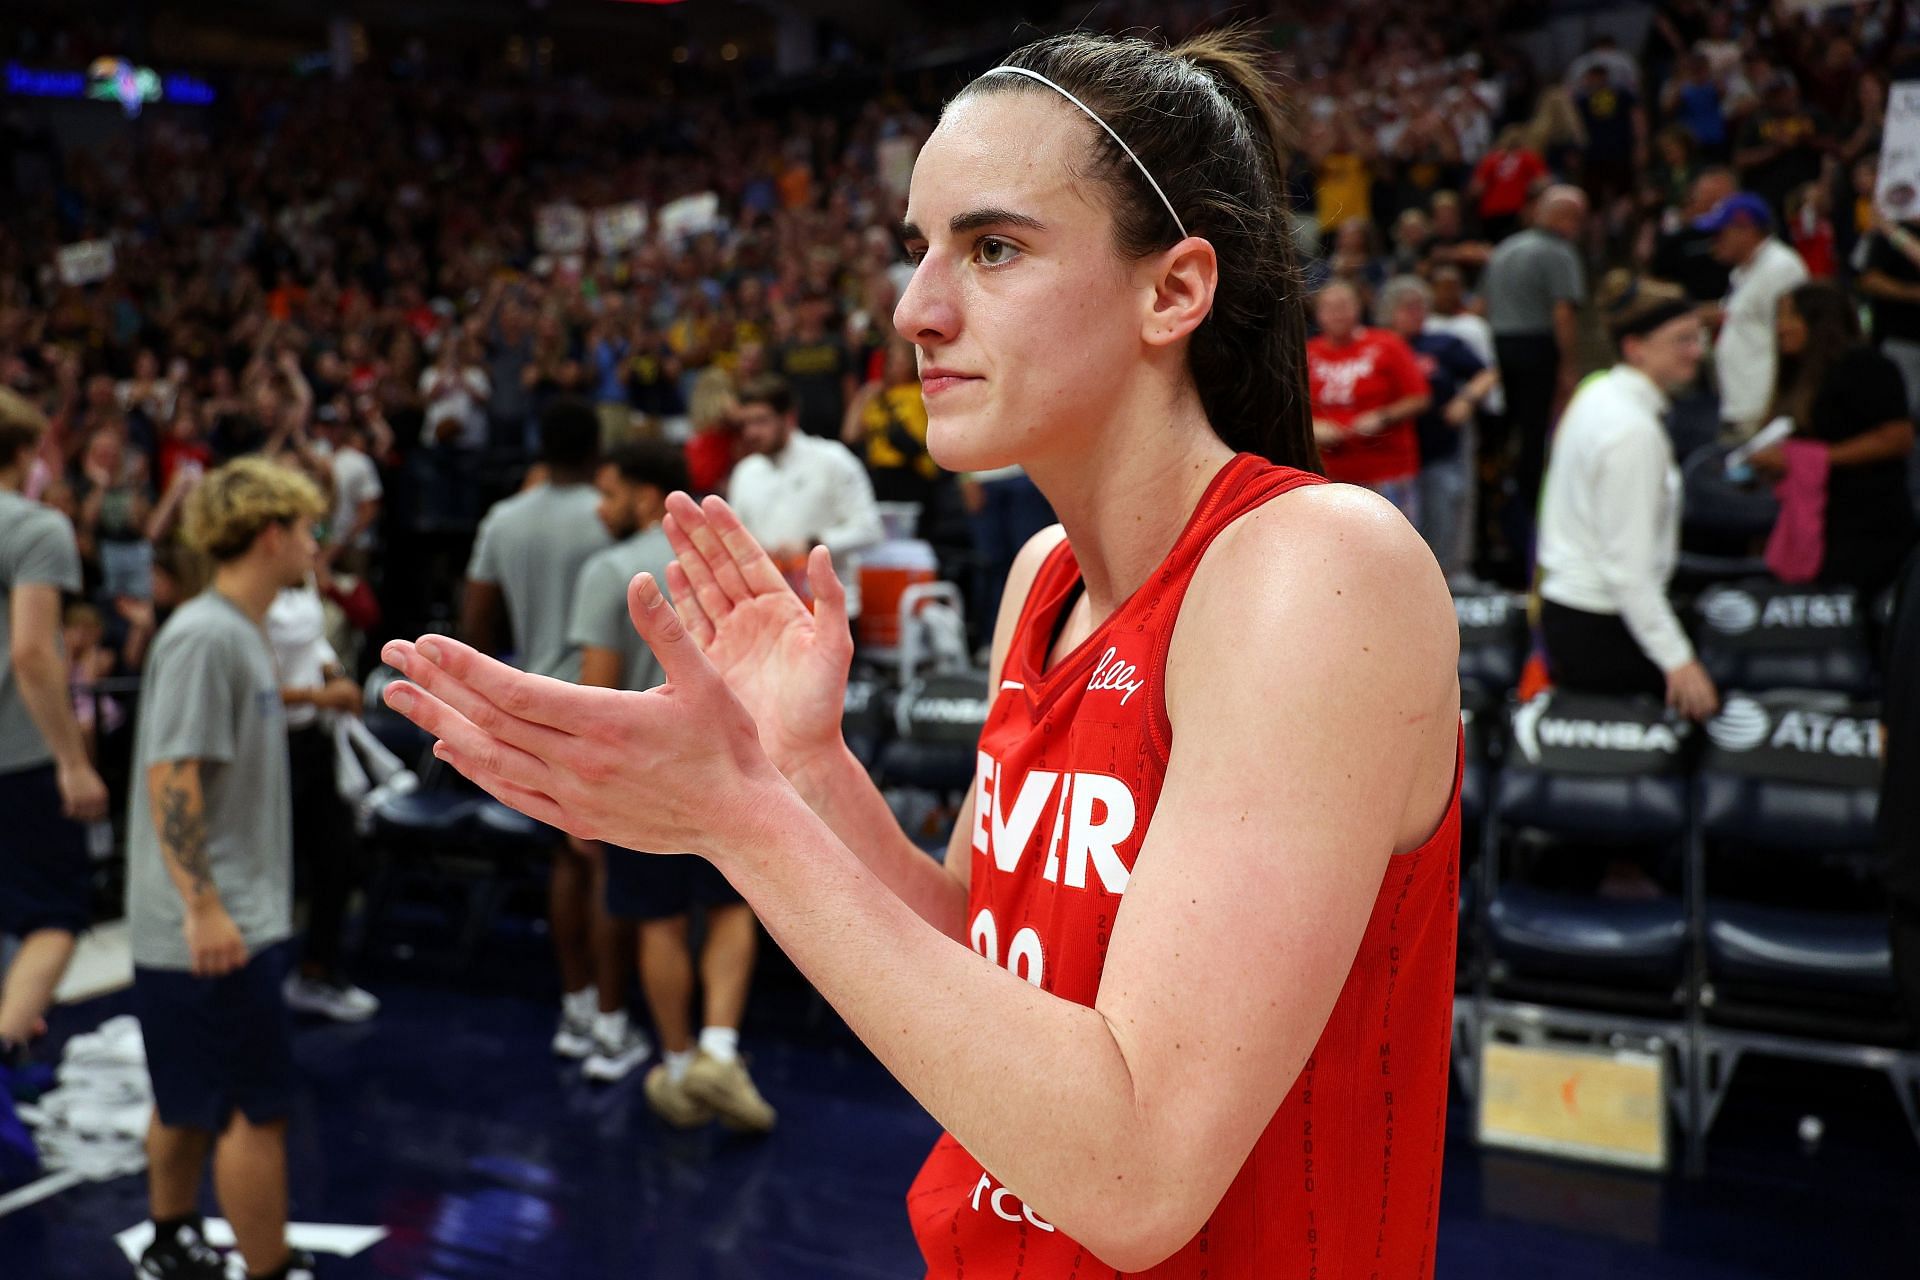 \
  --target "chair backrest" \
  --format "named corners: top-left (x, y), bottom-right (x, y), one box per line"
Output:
top-left (1455, 588), bottom-right (1529, 696)
top-left (894, 670), bottom-right (992, 745)
top-left (1498, 690), bottom-right (1693, 840)
top-left (1698, 691), bottom-right (1883, 853)
top-left (1693, 579), bottom-right (1873, 695)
